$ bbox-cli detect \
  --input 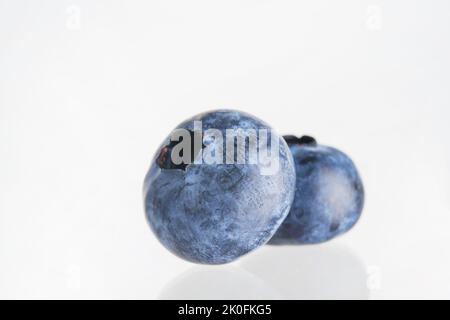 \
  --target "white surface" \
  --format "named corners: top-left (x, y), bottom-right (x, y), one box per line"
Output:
top-left (1, 0), bottom-right (450, 299)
